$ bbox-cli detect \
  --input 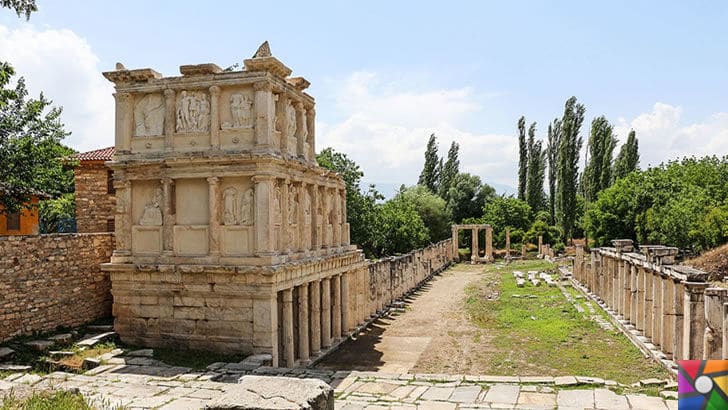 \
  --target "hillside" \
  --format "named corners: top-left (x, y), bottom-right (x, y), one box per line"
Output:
top-left (685, 243), bottom-right (728, 283)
